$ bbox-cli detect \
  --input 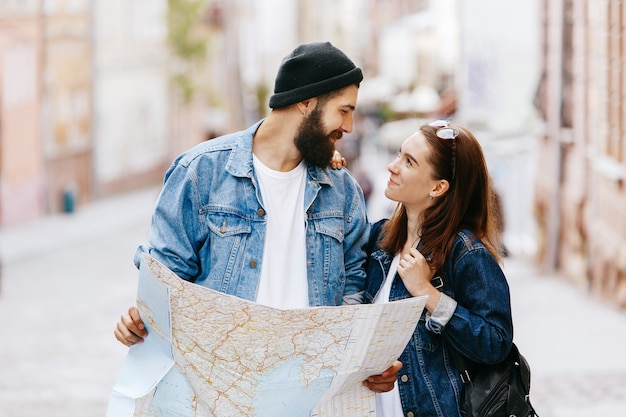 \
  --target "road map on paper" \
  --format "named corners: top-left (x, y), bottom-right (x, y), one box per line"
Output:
top-left (106, 254), bottom-right (427, 417)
